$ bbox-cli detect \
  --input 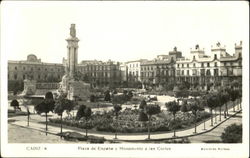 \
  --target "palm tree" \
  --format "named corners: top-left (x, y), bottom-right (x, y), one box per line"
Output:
top-left (145, 104), bottom-right (161, 139)
top-left (54, 94), bottom-right (74, 137)
top-left (166, 101), bottom-right (180, 137)
top-left (35, 92), bottom-right (55, 135)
